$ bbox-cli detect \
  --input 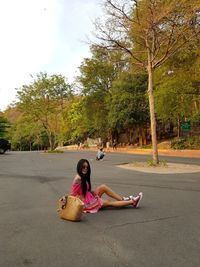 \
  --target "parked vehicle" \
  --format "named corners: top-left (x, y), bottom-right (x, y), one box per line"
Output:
top-left (0, 139), bottom-right (11, 154)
